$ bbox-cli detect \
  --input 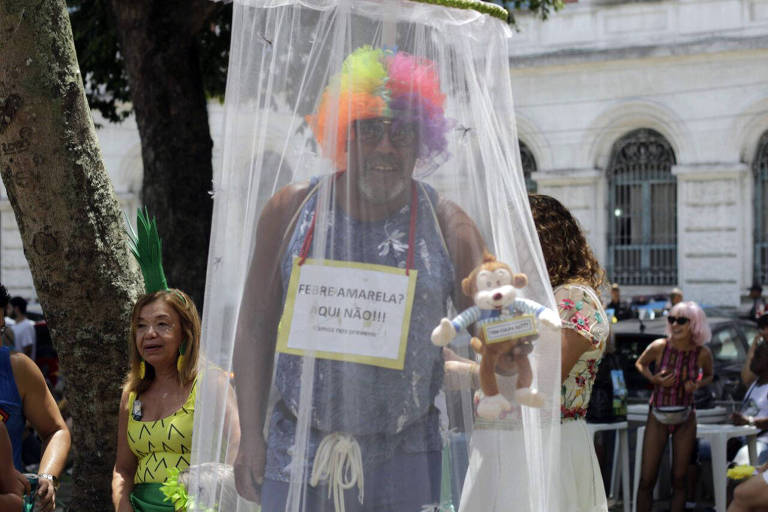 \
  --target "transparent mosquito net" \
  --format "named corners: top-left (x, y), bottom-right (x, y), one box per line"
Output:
top-left (192, 1), bottom-right (562, 511)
